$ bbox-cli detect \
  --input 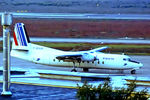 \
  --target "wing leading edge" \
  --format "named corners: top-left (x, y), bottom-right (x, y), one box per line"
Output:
top-left (87, 46), bottom-right (108, 53)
